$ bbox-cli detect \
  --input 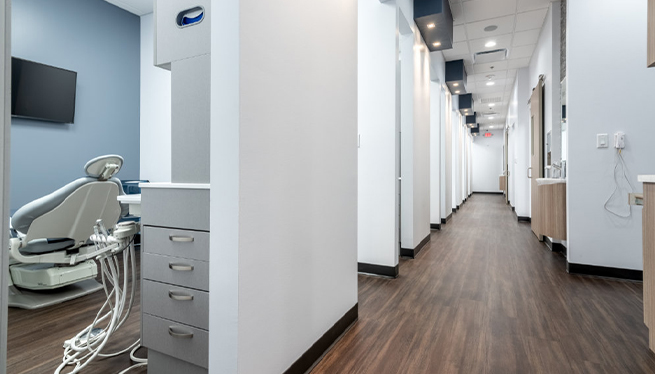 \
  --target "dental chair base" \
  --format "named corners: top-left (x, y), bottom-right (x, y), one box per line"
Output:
top-left (8, 279), bottom-right (103, 310)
